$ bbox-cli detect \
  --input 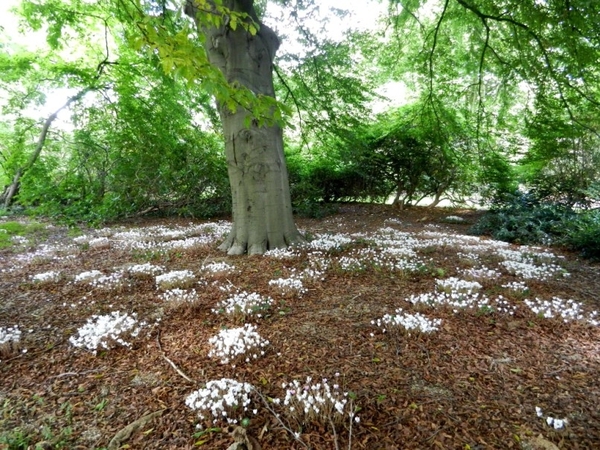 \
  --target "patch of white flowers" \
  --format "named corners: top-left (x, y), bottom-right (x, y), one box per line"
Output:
top-left (69, 311), bottom-right (147, 354)
top-left (443, 215), bottom-right (466, 223)
top-left (524, 297), bottom-right (599, 325)
top-left (88, 237), bottom-right (111, 249)
top-left (31, 270), bottom-right (61, 283)
top-left (185, 378), bottom-right (255, 425)
top-left (336, 256), bottom-right (366, 272)
top-left (108, 221), bottom-right (231, 251)
top-left (307, 233), bottom-right (352, 251)
top-left (74, 270), bottom-right (104, 283)
top-left (213, 291), bottom-right (273, 319)
top-left (88, 272), bottom-right (128, 290)
top-left (0, 326), bottom-right (21, 356)
top-left (501, 260), bottom-right (569, 280)
top-left (126, 263), bottom-right (165, 278)
top-left (436, 277), bottom-right (482, 294)
top-left (276, 375), bottom-right (356, 427)
top-left (372, 309), bottom-right (442, 334)
top-left (201, 261), bottom-right (236, 274)
top-left (502, 281), bottom-right (528, 293)
top-left (269, 276), bottom-right (307, 296)
top-left (155, 270), bottom-right (195, 290)
top-left (460, 266), bottom-right (502, 280)
top-left (208, 324), bottom-right (269, 364)
top-left (406, 291), bottom-right (513, 314)
top-left (264, 247), bottom-right (301, 259)
top-left (160, 288), bottom-right (198, 304)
